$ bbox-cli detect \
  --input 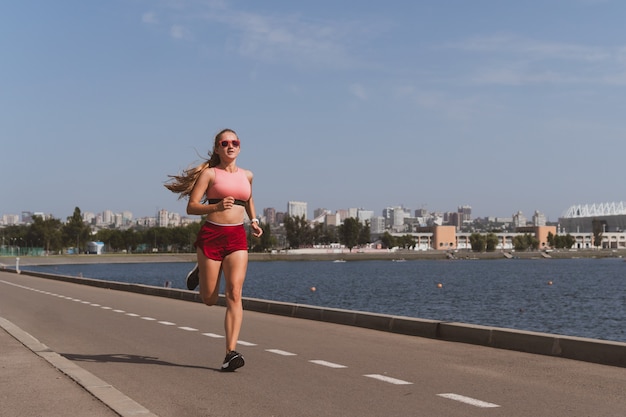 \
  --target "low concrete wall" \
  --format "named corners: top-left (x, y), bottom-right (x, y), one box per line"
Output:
top-left (10, 268), bottom-right (626, 368)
